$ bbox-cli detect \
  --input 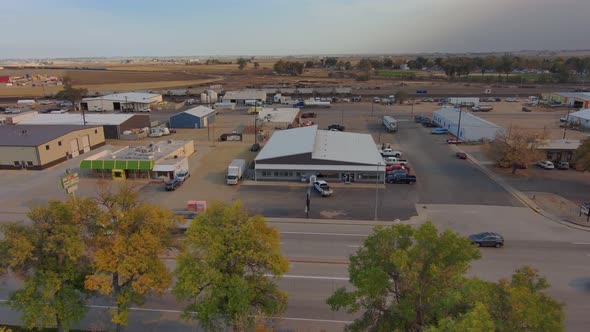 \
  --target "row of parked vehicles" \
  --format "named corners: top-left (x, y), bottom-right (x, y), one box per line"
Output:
top-left (378, 145), bottom-right (416, 184)
top-left (165, 170), bottom-right (191, 191)
top-left (537, 160), bottom-right (570, 170)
